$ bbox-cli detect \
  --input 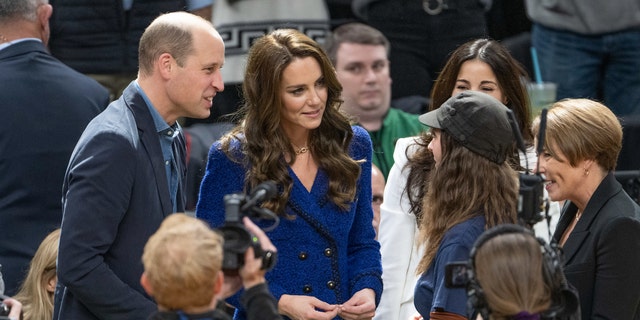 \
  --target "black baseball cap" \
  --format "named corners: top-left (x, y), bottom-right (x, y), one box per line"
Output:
top-left (419, 91), bottom-right (514, 164)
